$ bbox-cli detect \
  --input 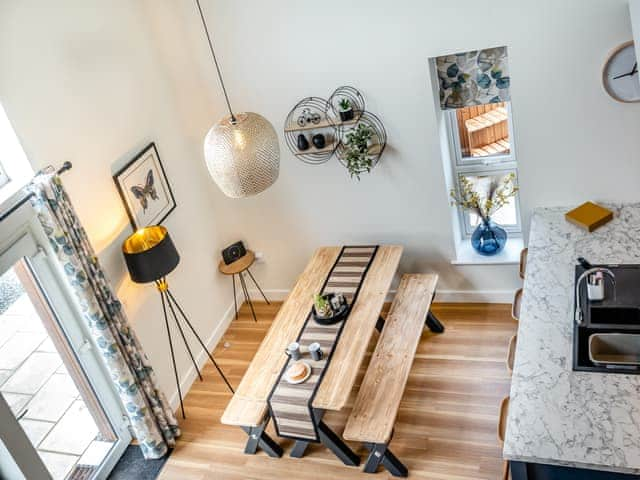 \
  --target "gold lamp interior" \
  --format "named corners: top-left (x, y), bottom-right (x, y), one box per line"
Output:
top-left (122, 225), bottom-right (167, 254)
